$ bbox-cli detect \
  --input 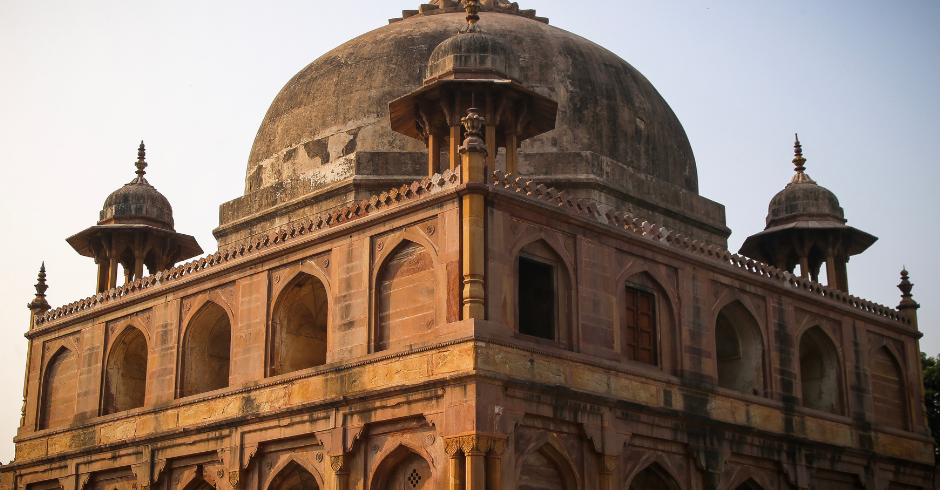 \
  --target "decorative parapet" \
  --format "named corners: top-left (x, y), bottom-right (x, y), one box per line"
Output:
top-left (34, 169), bottom-right (462, 328)
top-left (489, 170), bottom-right (913, 327)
